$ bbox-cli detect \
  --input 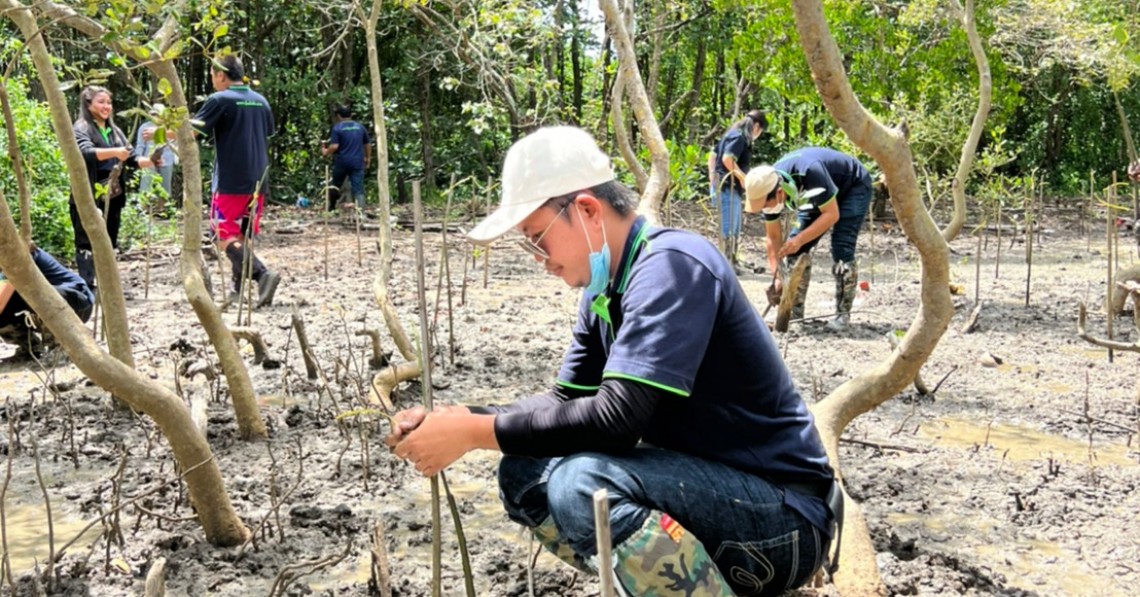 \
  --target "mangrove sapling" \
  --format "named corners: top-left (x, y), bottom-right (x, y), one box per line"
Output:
top-left (593, 489), bottom-right (615, 597)
top-left (1107, 184), bottom-right (1117, 364)
top-left (239, 437), bottom-right (306, 557)
top-left (412, 181), bottom-right (443, 597)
